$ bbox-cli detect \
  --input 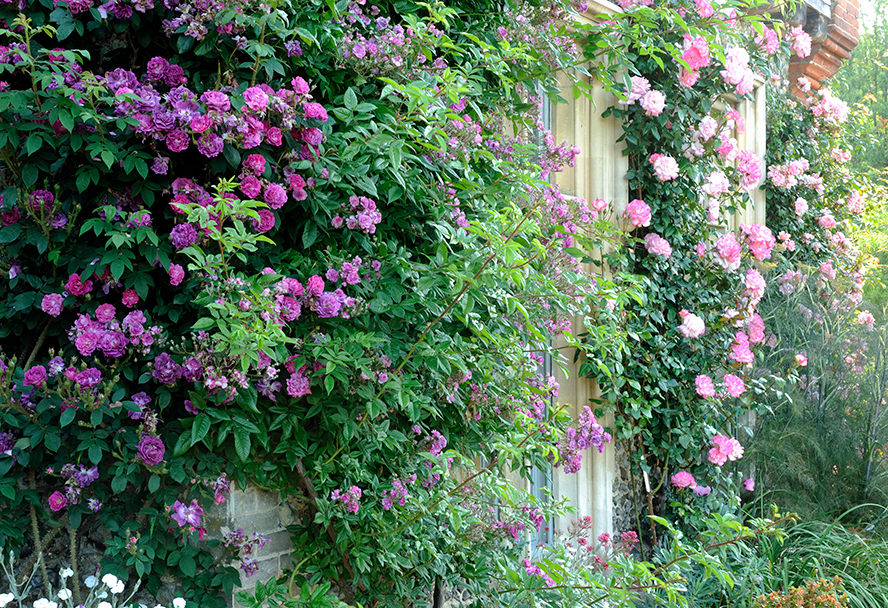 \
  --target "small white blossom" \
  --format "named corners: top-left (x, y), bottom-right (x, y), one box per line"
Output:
top-left (84, 575), bottom-right (99, 588)
top-left (0, 593), bottom-right (14, 608)
top-left (173, 598), bottom-right (187, 608)
top-left (110, 580), bottom-right (125, 594)
top-left (60, 567), bottom-right (74, 579)
top-left (58, 588), bottom-right (72, 600)
top-left (98, 602), bottom-right (112, 608)
top-left (101, 573), bottom-right (119, 588)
